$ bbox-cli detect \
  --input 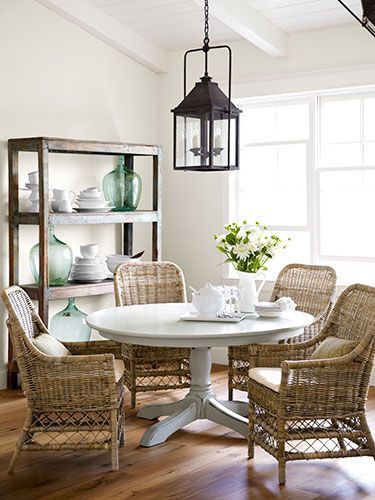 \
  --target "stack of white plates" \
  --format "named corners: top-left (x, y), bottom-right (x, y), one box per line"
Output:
top-left (74, 187), bottom-right (113, 212)
top-left (255, 302), bottom-right (284, 318)
top-left (106, 254), bottom-right (140, 273)
top-left (71, 256), bottom-right (109, 282)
